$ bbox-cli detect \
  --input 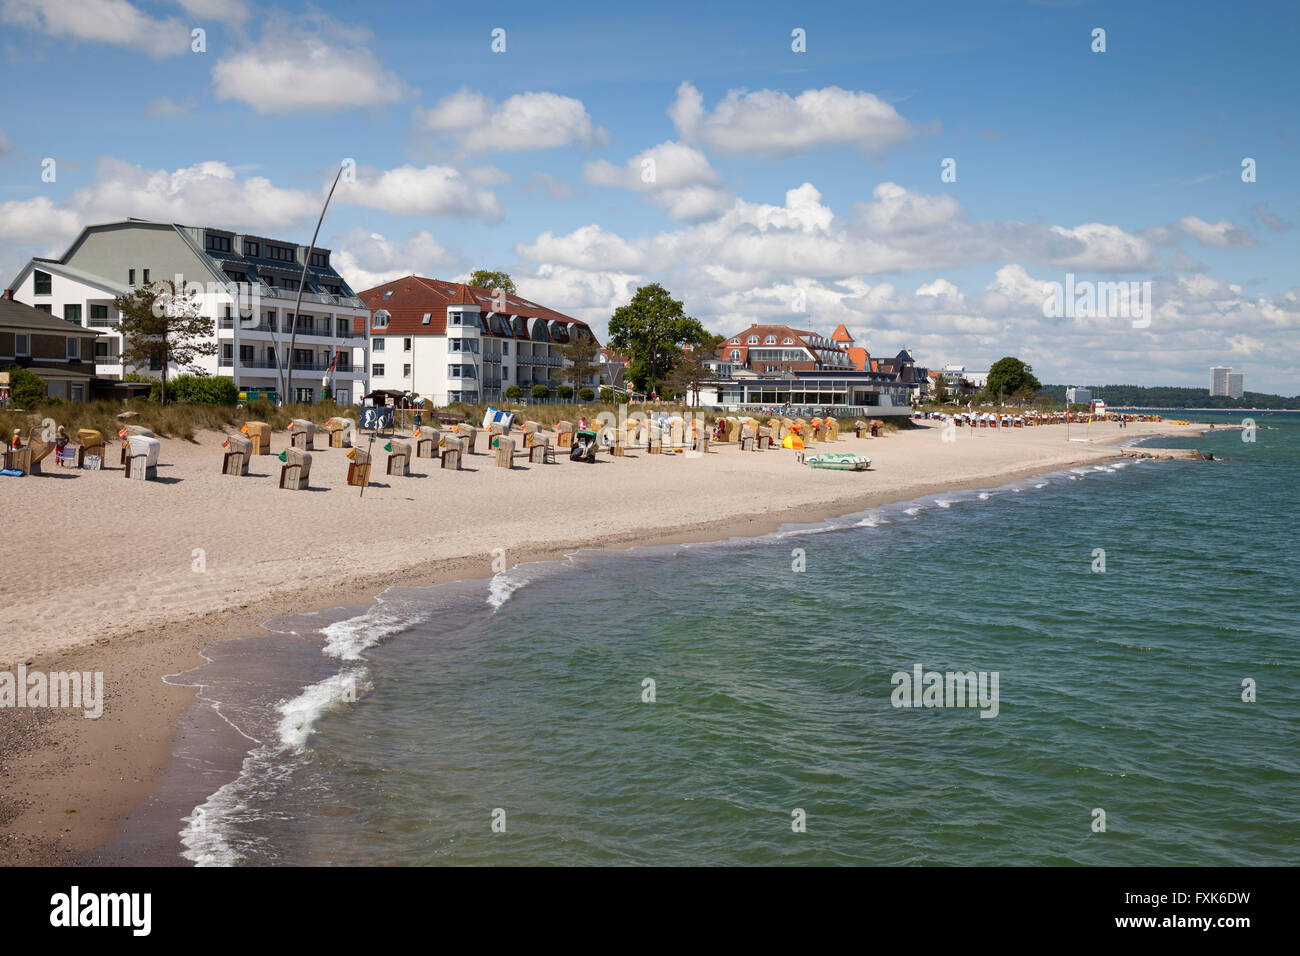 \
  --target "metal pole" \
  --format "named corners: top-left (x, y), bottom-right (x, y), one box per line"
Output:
top-left (284, 163), bottom-right (346, 406)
